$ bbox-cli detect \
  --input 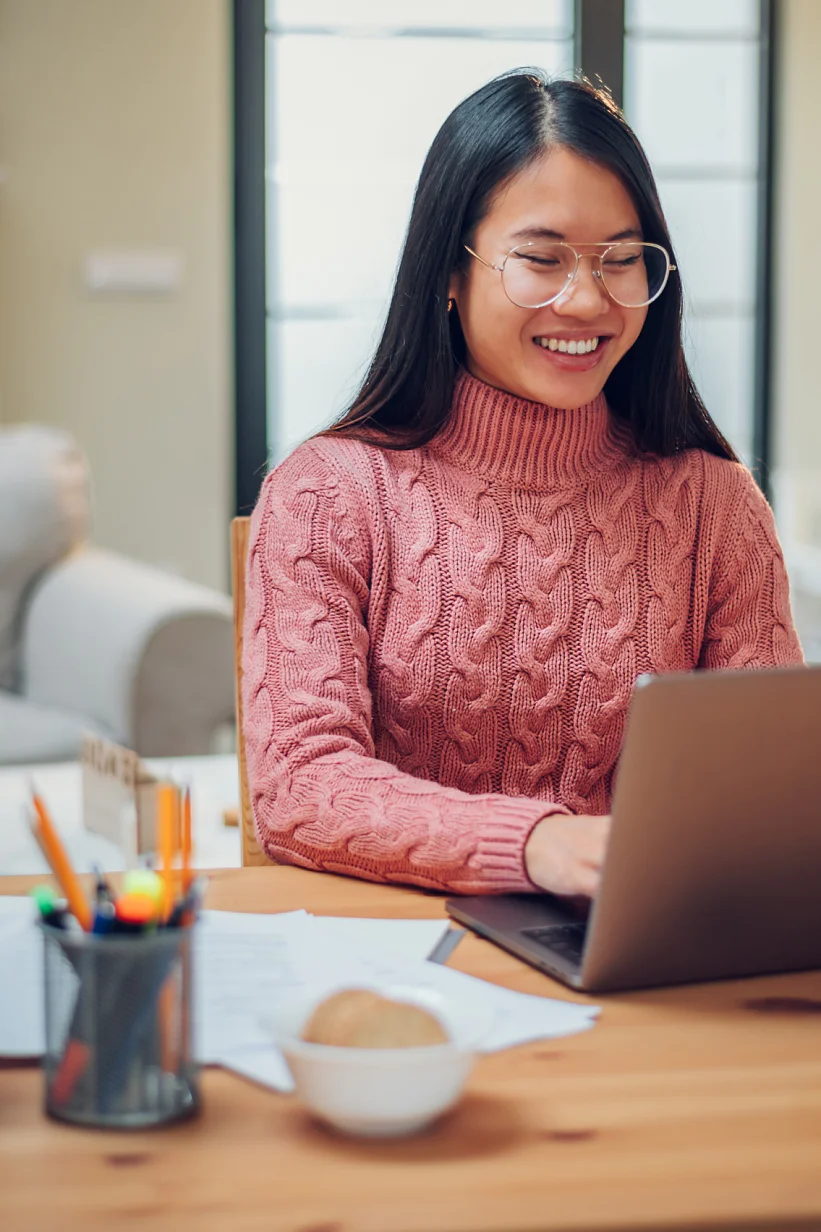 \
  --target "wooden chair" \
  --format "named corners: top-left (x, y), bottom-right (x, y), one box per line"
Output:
top-left (230, 517), bottom-right (271, 866)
